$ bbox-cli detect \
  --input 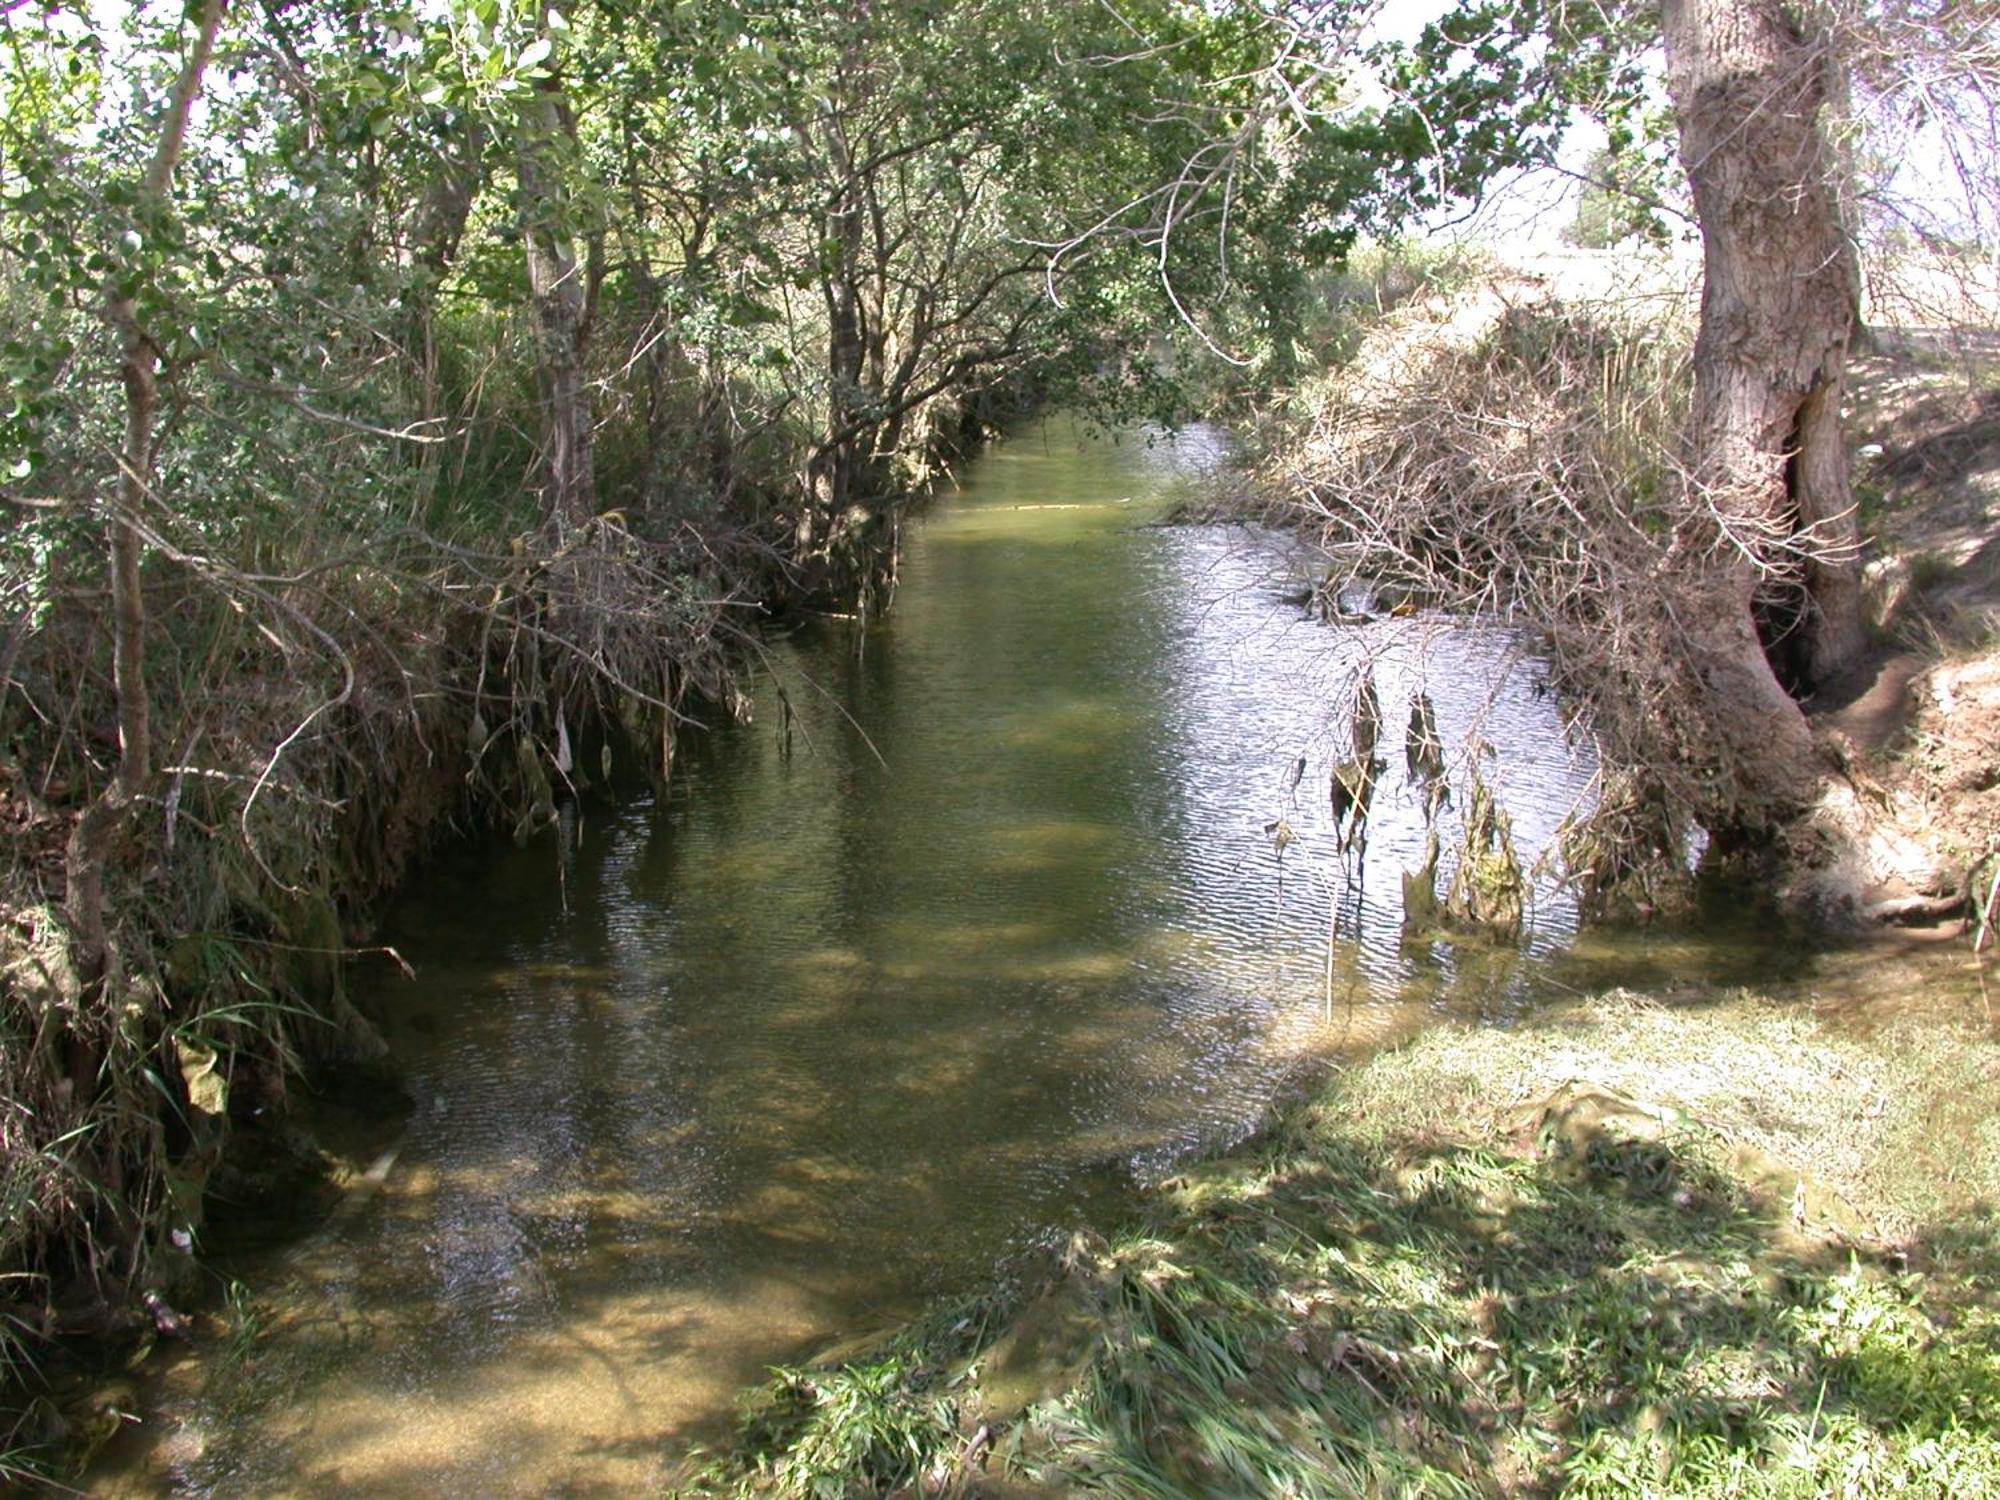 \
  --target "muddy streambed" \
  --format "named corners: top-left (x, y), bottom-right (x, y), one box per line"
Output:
top-left (95, 420), bottom-right (1817, 1495)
